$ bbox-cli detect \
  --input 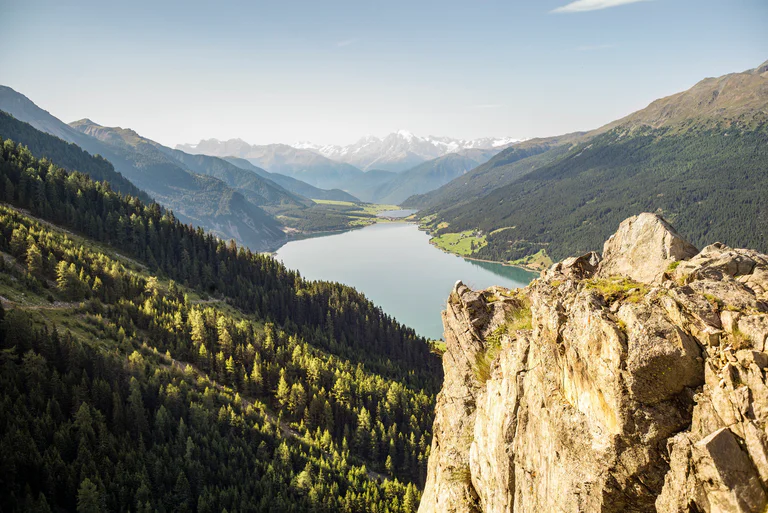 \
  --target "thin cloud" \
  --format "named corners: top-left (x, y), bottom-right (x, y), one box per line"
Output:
top-left (472, 104), bottom-right (504, 109)
top-left (551, 0), bottom-right (650, 13)
top-left (575, 43), bottom-right (616, 51)
top-left (336, 39), bottom-right (355, 47)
